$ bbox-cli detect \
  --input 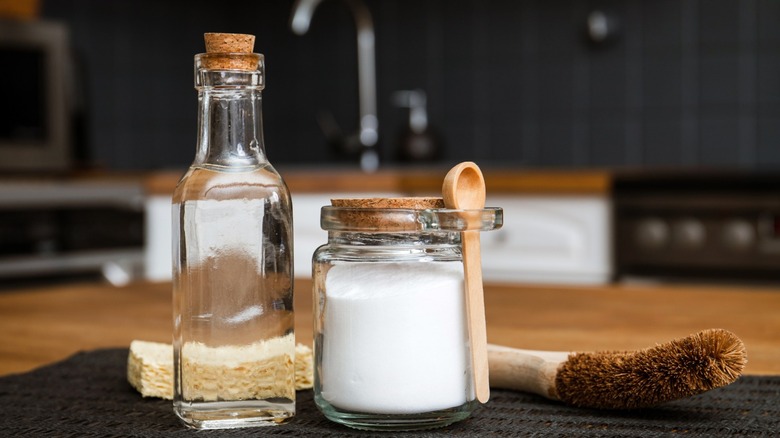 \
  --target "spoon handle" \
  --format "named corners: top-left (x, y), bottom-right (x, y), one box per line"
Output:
top-left (462, 229), bottom-right (490, 403)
